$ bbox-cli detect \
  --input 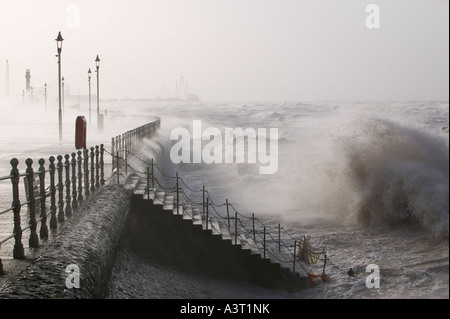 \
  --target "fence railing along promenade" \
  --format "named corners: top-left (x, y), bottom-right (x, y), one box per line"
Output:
top-left (0, 118), bottom-right (161, 274)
